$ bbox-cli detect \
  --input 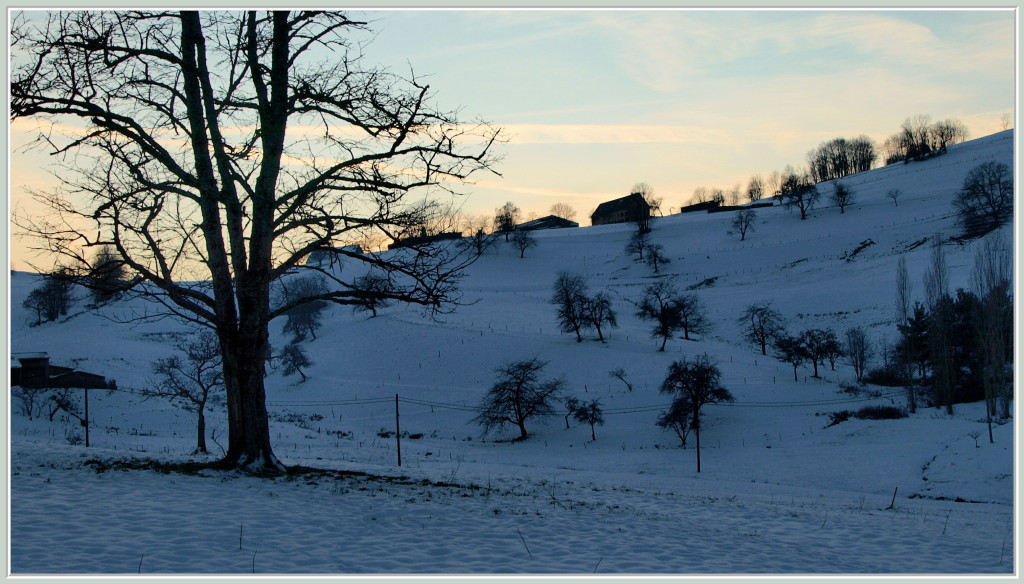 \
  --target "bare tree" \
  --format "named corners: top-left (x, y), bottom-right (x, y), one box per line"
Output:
top-left (971, 235), bottom-right (1013, 427)
top-left (774, 333), bottom-right (808, 382)
top-left (800, 328), bottom-right (839, 378)
top-left (930, 118), bottom-right (968, 154)
top-left (494, 202), bottom-right (521, 241)
top-left (511, 229), bottom-right (537, 259)
top-left (765, 171), bottom-right (783, 199)
top-left (831, 182), bottom-right (854, 214)
top-left (954, 162), bottom-right (1013, 238)
top-left (895, 254), bottom-right (912, 328)
top-left (924, 241), bottom-right (954, 414)
top-left (737, 301), bottom-right (785, 355)
top-left (89, 244), bottom-right (128, 305)
top-left (609, 368), bottom-right (634, 392)
top-left (625, 226), bottom-right (651, 261)
top-left (11, 11), bottom-right (501, 474)
top-left (746, 174), bottom-right (765, 203)
top-left (730, 209), bottom-right (757, 241)
top-left (676, 293), bottom-right (711, 341)
top-left (632, 182), bottom-right (662, 217)
top-left (583, 292), bottom-right (617, 342)
top-left (280, 343), bottom-right (312, 382)
top-left (844, 327), bottom-right (873, 382)
top-left (549, 203), bottom-right (577, 221)
top-left (22, 270), bottom-right (75, 326)
top-left (887, 189), bottom-right (902, 208)
top-left (635, 279), bottom-right (685, 352)
top-left (779, 170), bottom-right (820, 220)
top-left (473, 358), bottom-right (565, 441)
top-left (280, 275), bottom-right (329, 342)
top-left (691, 186), bottom-right (710, 205)
top-left (144, 331), bottom-right (224, 454)
top-left (644, 243), bottom-right (670, 274)
top-left (659, 355), bottom-right (734, 472)
top-left (572, 400), bottom-right (605, 441)
top-left (551, 272), bottom-right (590, 343)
